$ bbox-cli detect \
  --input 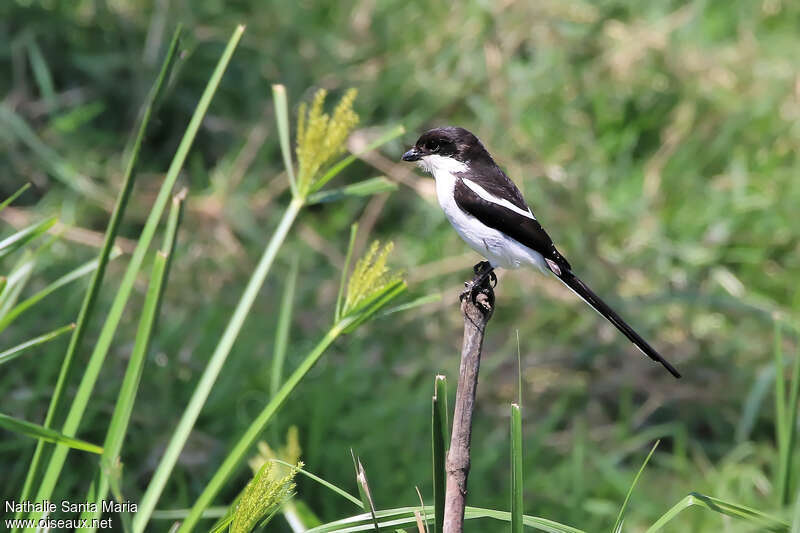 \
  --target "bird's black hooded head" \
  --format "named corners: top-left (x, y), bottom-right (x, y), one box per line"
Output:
top-left (401, 127), bottom-right (492, 165)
